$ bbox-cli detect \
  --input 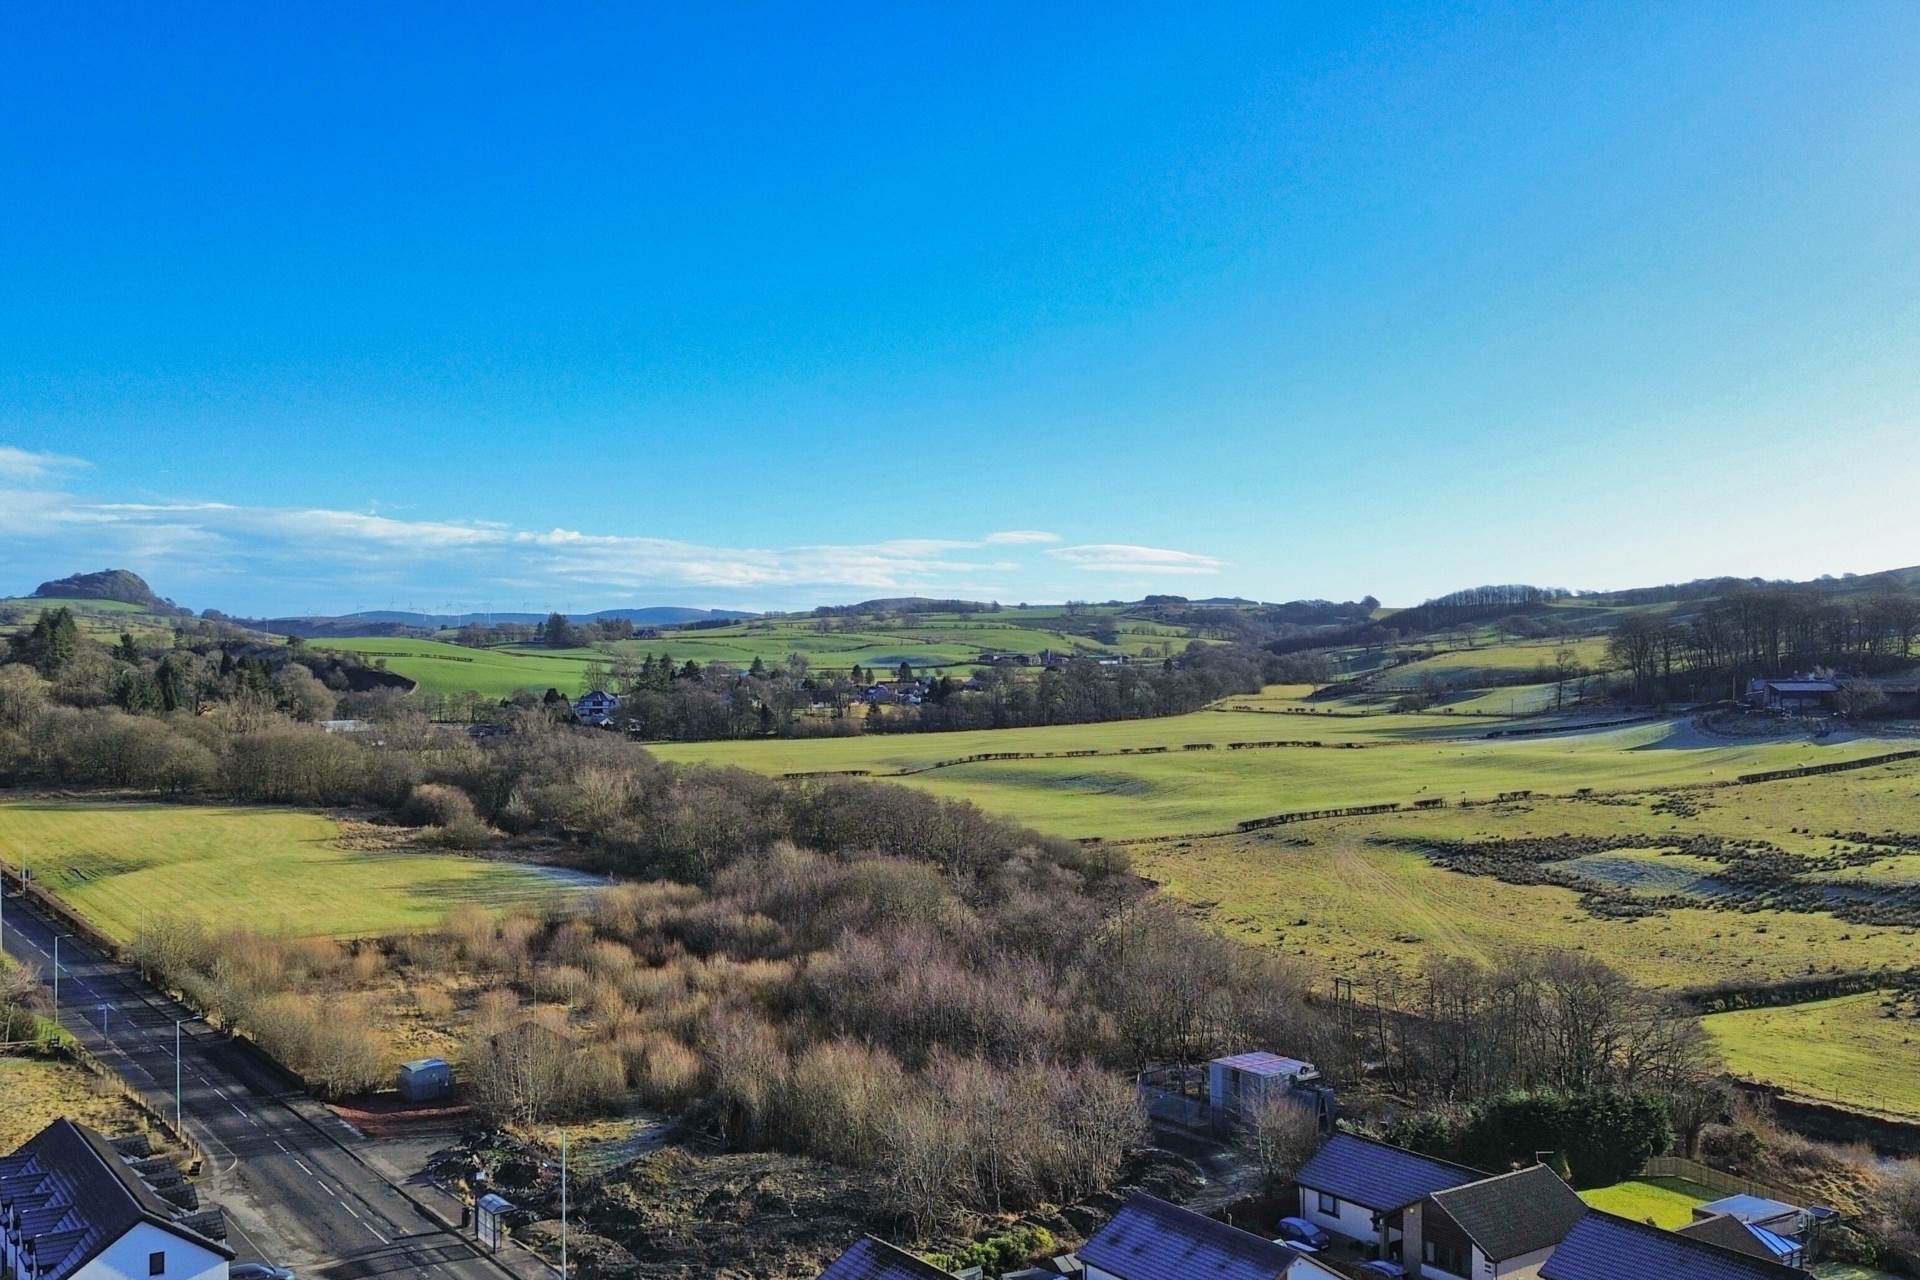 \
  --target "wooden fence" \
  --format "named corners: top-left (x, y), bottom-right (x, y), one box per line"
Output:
top-left (1638, 1155), bottom-right (1796, 1205)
